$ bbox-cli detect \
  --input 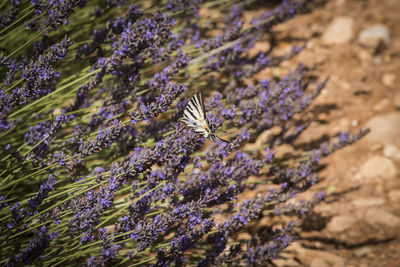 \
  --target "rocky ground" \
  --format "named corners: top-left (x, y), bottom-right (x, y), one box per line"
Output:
top-left (252, 0), bottom-right (400, 266)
